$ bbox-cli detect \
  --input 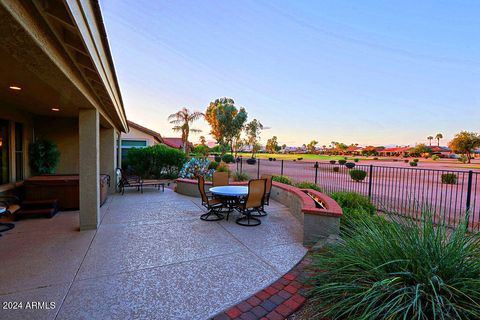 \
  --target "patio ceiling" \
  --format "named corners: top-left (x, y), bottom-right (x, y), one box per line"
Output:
top-left (0, 1), bottom-right (127, 131)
